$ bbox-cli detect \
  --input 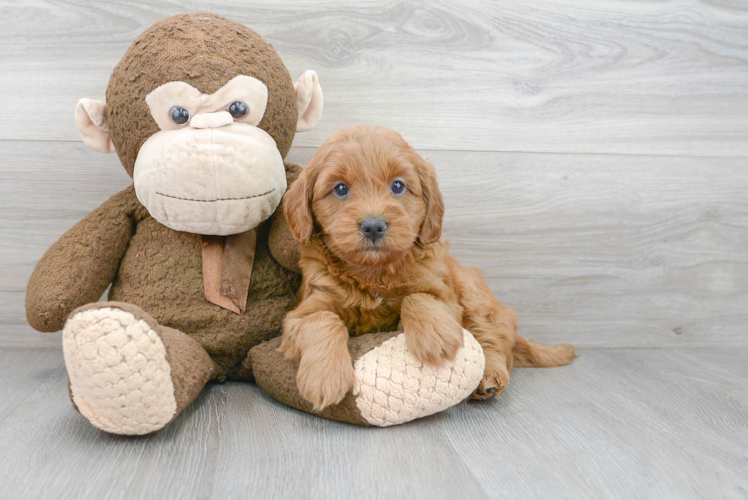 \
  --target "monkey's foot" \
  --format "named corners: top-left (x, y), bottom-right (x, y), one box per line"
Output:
top-left (251, 329), bottom-right (485, 427)
top-left (63, 302), bottom-right (212, 435)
